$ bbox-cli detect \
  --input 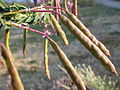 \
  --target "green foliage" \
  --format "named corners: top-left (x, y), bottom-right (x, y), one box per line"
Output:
top-left (75, 64), bottom-right (117, 90)
top-left (0, 0), bottom-right (7, 8)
